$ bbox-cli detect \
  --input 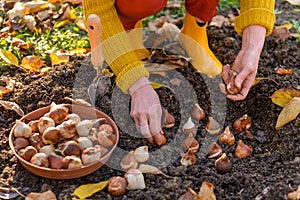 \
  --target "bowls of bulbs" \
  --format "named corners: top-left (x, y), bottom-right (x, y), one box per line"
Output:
top-left (9, 103), bottom-right (119, 179)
